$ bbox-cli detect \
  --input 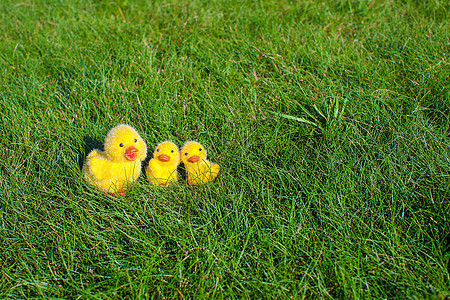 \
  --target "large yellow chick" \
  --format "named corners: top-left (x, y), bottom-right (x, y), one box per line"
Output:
top-left (83, 124), bottom-right (147, 195)
top-left (181, 141), bottom-right (220, 186)
top-left (146, 141), bottom-right (181, 187)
